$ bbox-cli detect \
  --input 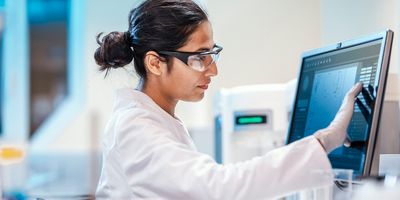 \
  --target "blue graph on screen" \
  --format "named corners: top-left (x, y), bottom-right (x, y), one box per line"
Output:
top-left (304, 63), bottom-right (359, 136)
